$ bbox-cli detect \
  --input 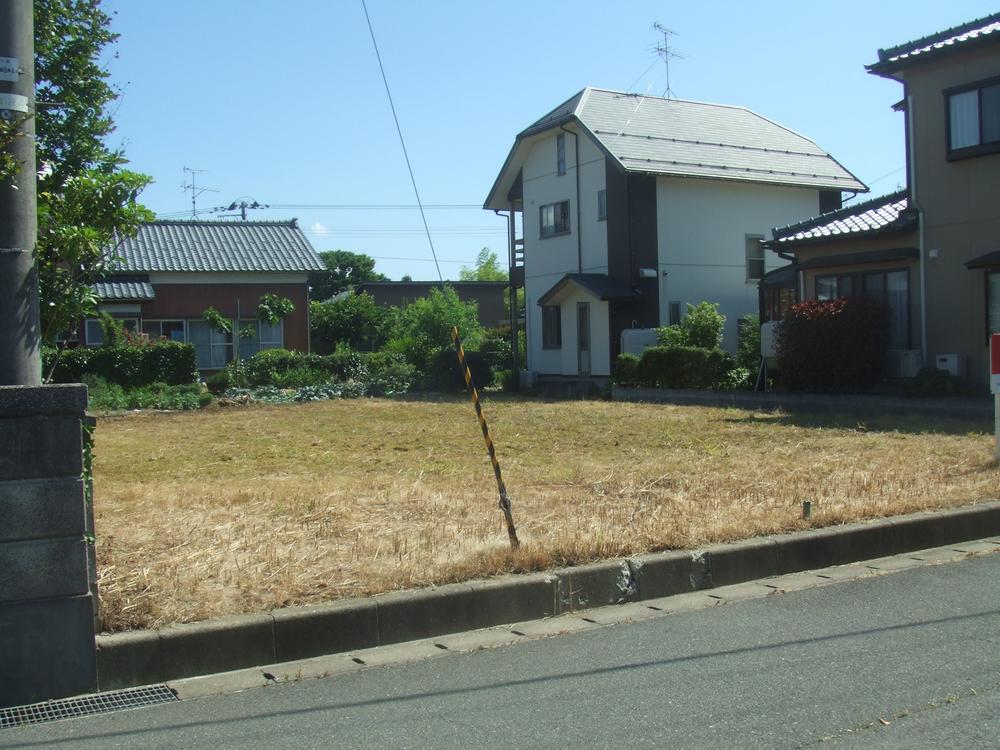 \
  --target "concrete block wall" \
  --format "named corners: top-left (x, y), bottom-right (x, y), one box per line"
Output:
top-left (0, 385), bottom-right (97, 708)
